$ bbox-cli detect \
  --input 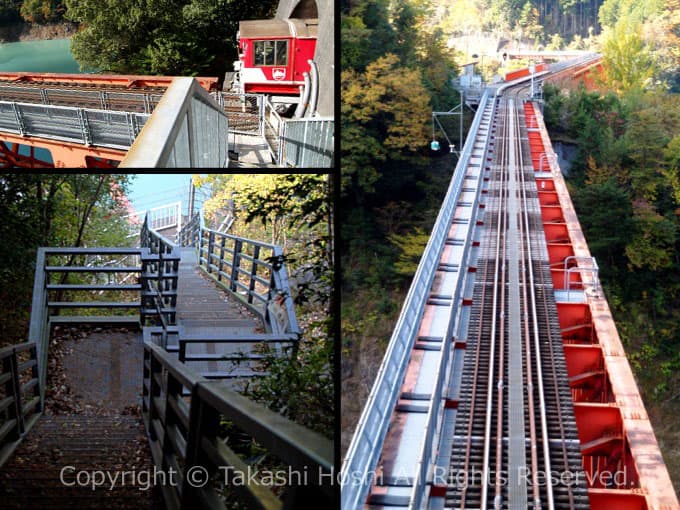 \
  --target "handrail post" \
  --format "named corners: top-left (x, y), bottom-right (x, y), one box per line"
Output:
top-left (198, 213), bottom-right (206, 266)
top-left (140, 248), bottom-right (151, 326)
top-left (182, 386), bottom-right (220, 509)
top-left (207, 231), bottom-right (215, 274)
top-left (249, 245), bottom-right (260, 304)
top-left (147, 351), bottom-right (162, 442)
top-left (167, 248), bottom-right (178, 326)
top-left (158, 248), bottom-right (165, 323)
top-left (2, 351), bottom-right (22, 440)
top-left (217, 235), bottom-right (226, 282)
top-left (230, 239), bottom-right (242, 292)
top-left (28, 248), bottom-right (48, 403)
